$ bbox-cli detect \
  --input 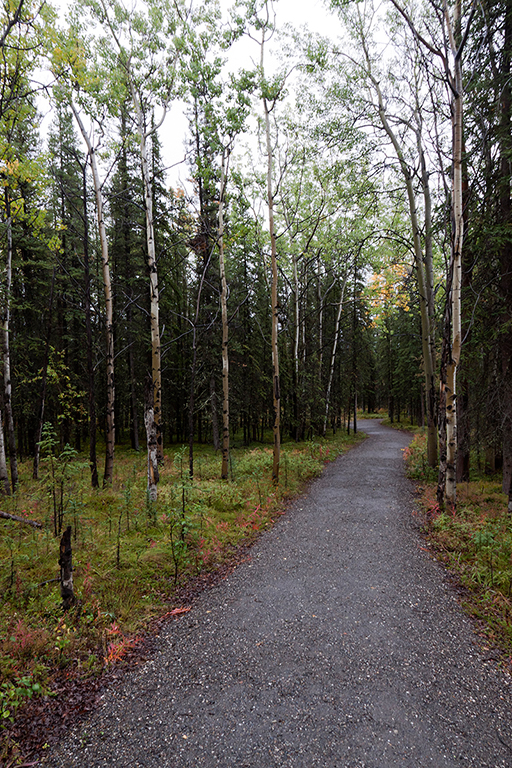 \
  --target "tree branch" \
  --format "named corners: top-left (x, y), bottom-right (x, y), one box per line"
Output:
top-left (0, 510), bottom-right (42, 528)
